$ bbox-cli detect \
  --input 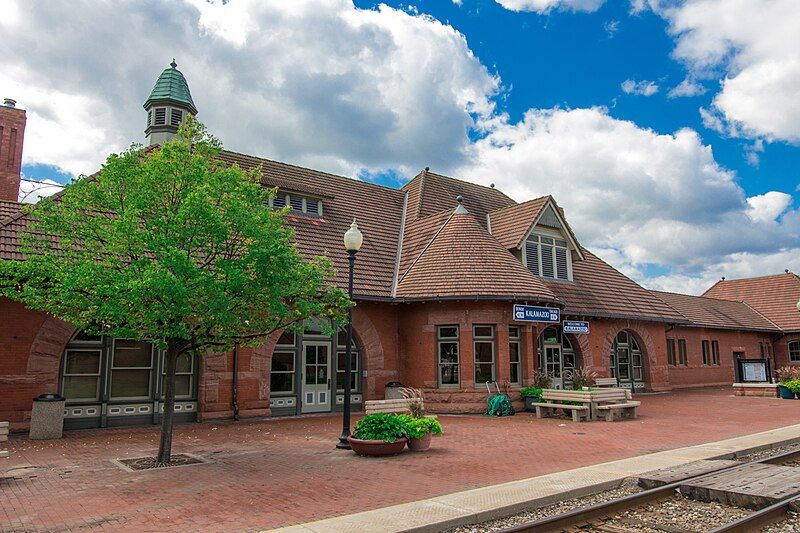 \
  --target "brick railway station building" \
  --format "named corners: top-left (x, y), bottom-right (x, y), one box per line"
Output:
top-left (1, 63), bottom-right (799, 431)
